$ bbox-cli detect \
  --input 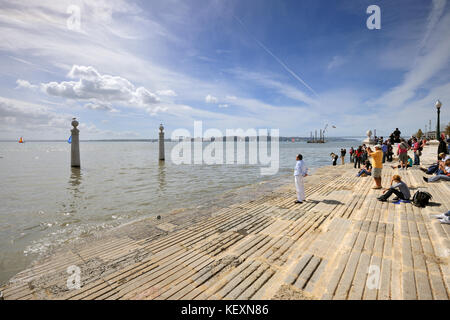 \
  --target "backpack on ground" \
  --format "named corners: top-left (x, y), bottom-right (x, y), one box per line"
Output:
top-left (412, 191), bottom-right (432, 207)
